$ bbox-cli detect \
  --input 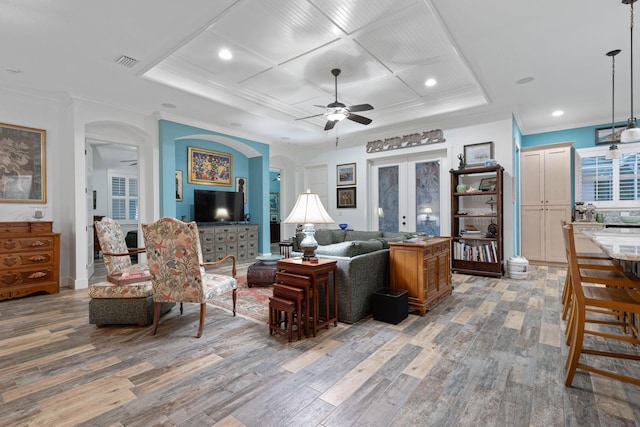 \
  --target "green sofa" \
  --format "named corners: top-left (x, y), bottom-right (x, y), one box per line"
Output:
top-left (293, 229), bottom-right (413, 323)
